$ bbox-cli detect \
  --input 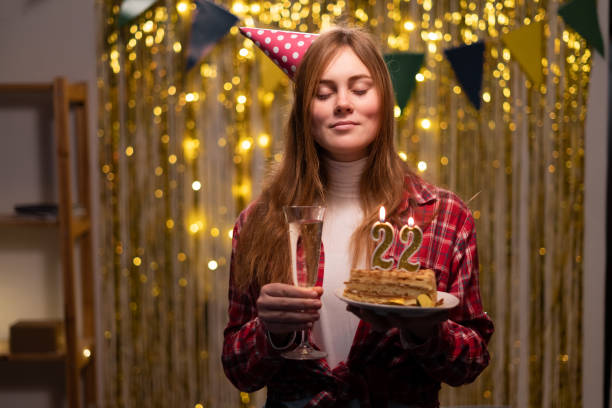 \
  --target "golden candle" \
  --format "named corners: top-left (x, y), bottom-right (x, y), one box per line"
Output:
top-left (398, 216), bottom-right (423, 272)
top-left (371, 206), bottom-right (395, 270)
